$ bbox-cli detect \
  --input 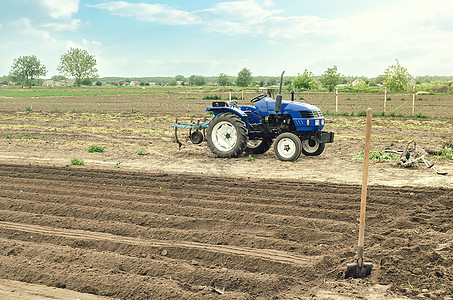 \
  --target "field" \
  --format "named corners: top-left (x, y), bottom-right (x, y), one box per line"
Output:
top-left (0, 88), bottom-right (452, 299)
